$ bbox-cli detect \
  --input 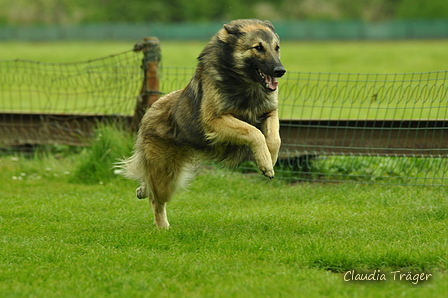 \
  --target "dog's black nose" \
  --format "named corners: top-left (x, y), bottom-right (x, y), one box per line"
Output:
top-left (274, 66), bottom-right (286, 78)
